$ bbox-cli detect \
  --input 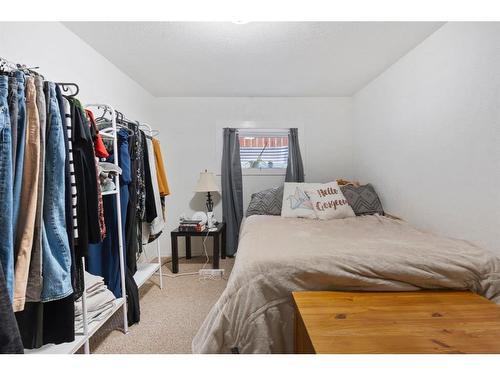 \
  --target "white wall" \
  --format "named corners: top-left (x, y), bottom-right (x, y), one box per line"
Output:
top-left (154, 97), bottom-right (353, 256)
top-left (0, 22), bottom-right (155, 123)
top-left (352, 22), bottom-right (500, 254)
